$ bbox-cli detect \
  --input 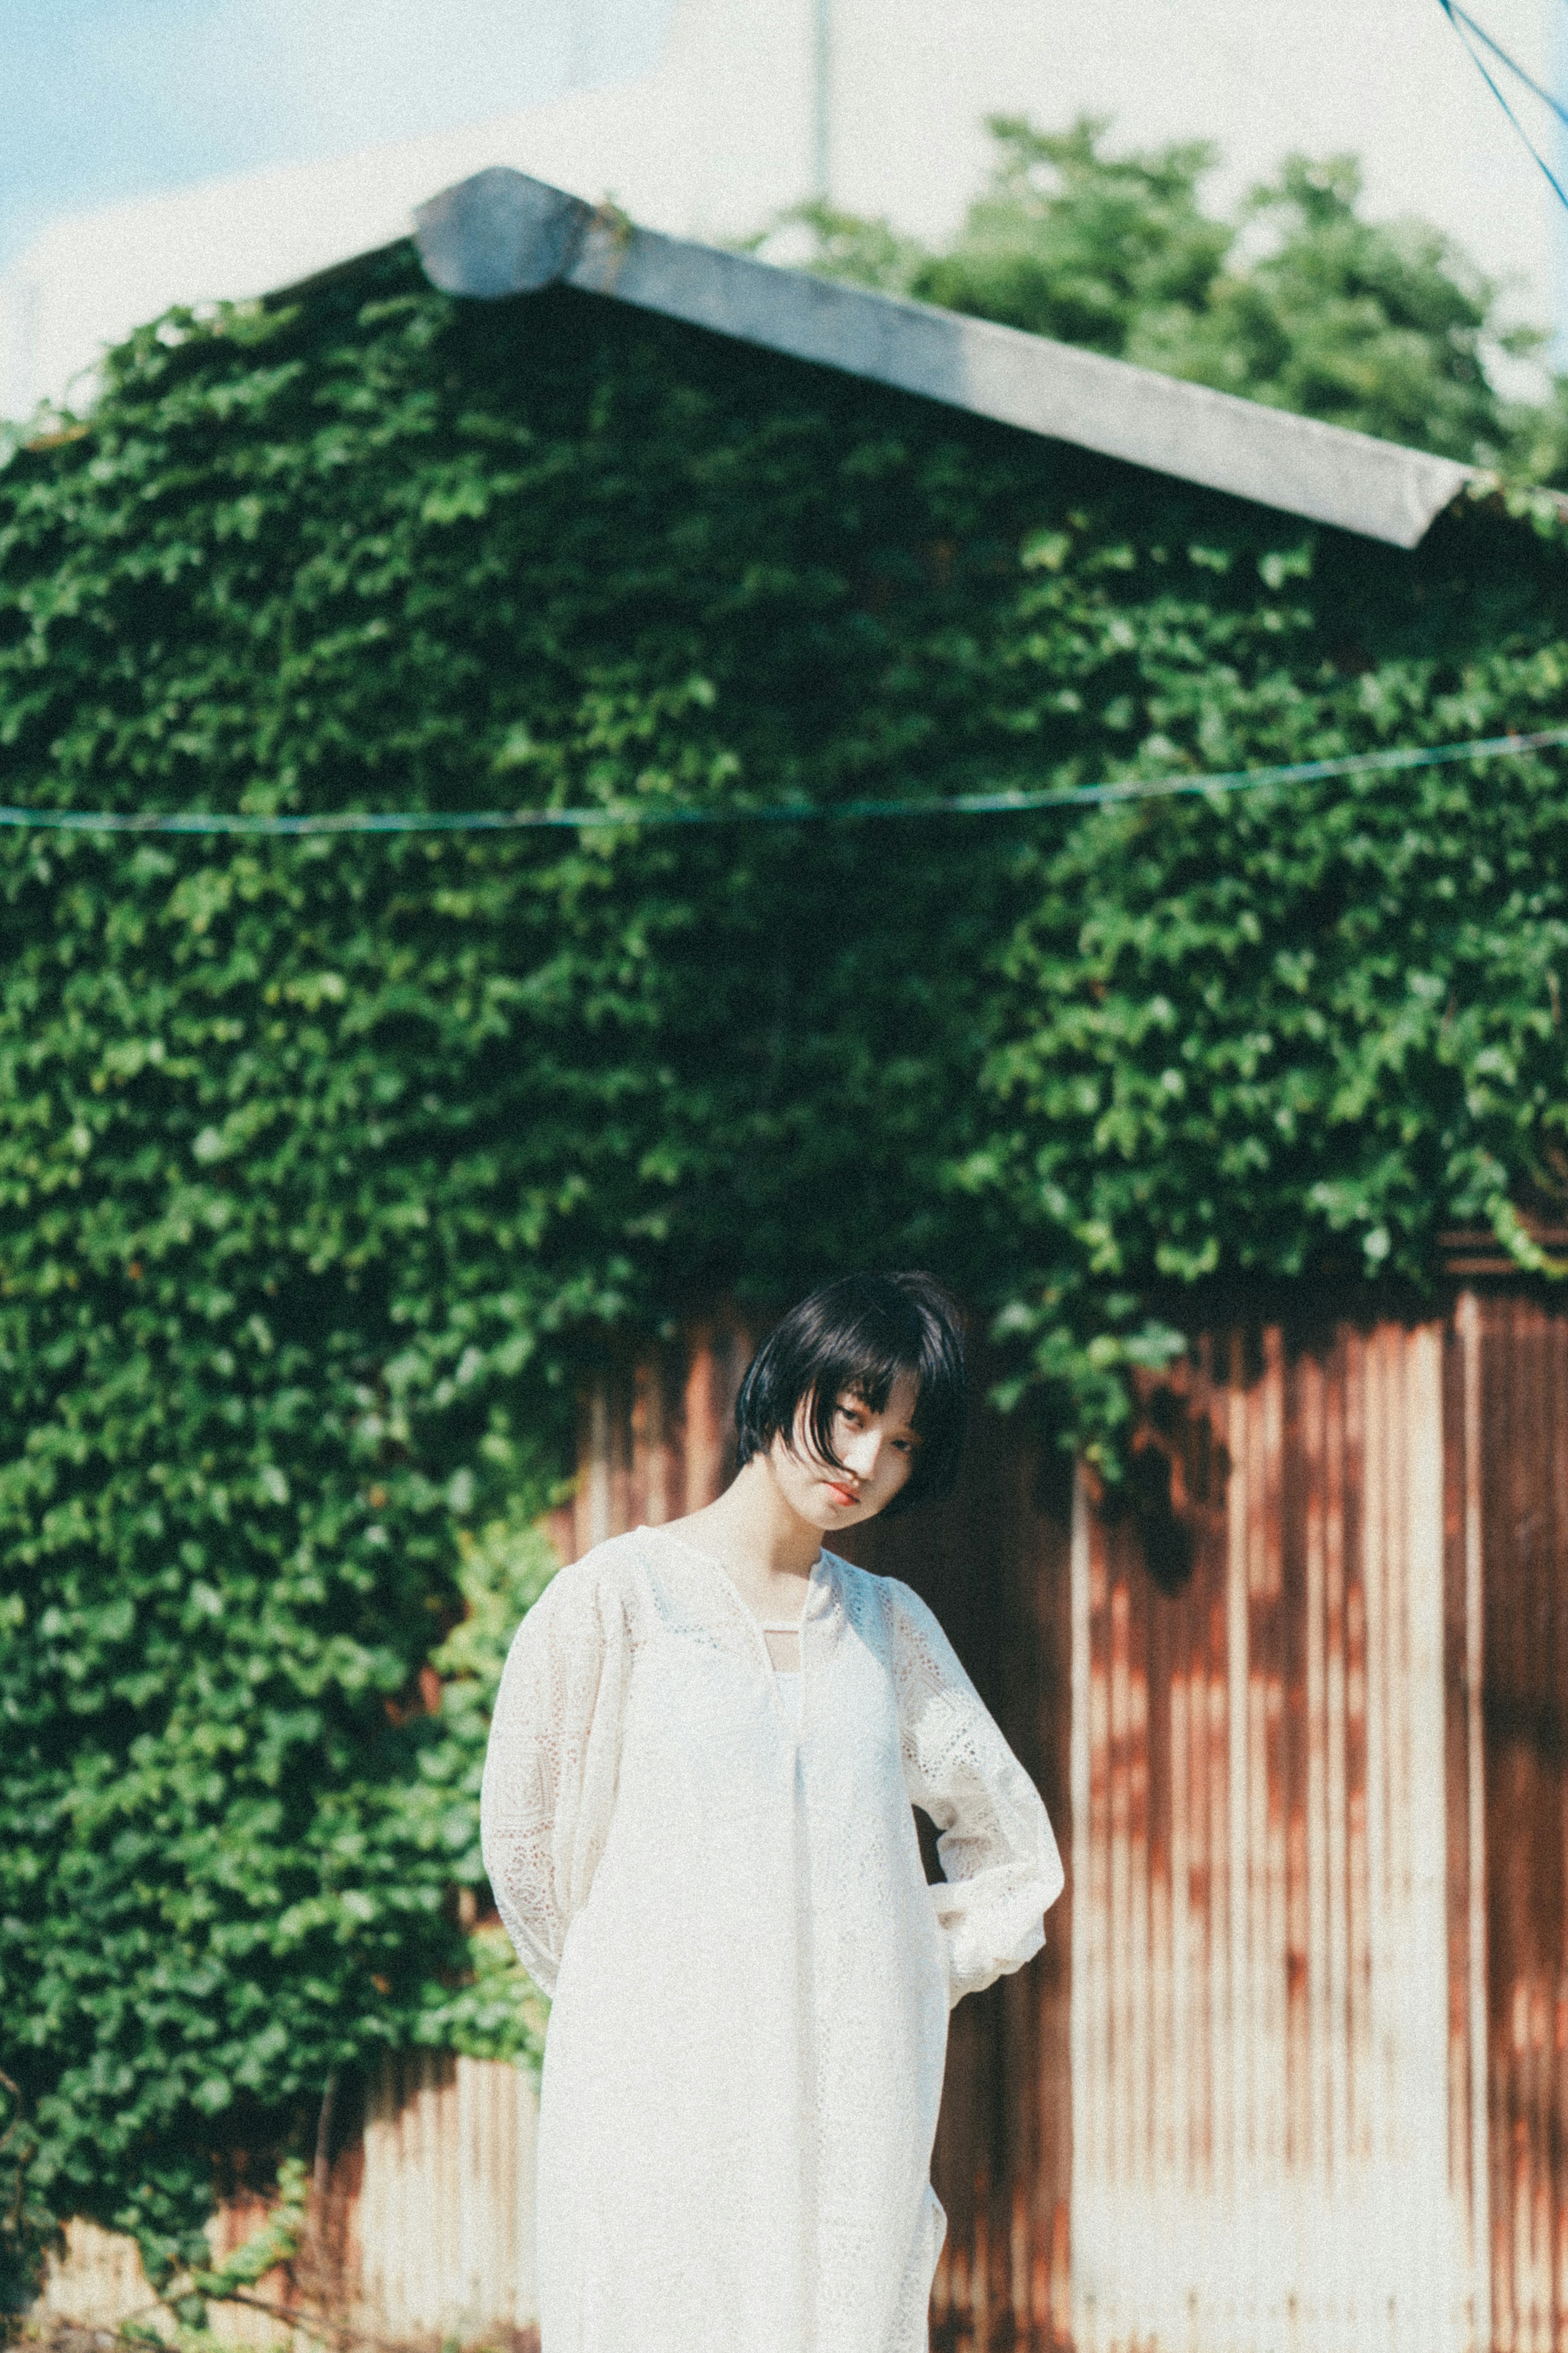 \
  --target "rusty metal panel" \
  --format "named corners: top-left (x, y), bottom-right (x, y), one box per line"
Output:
top-left (39, 2185), bottom-right (312, 2343)
top-left (1068, 1322), bottom-right (1460, 2353)
top-left (1445, 1297), bottom-right (1492, 2352)
top-left (567, 1316), bottom-right (757, 1561)
top-left (35, 2054), bottom-right (542, 2346)
top-left (357, 2050), bottom-right (539, 2339)
top-left (1466, 1294), bottom-right (1568, 2353)
top-left (35, 2221), bottom-right (166, 2336)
